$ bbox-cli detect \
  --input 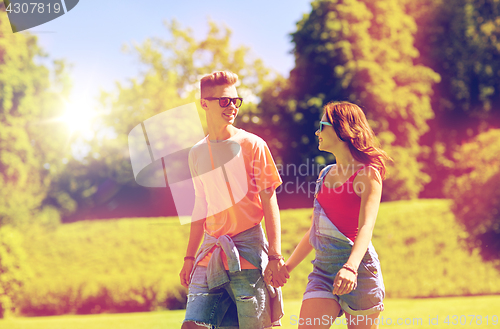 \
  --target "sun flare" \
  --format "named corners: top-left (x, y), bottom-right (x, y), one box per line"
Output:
top-left (60, 97), bottom-right (98, 133)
